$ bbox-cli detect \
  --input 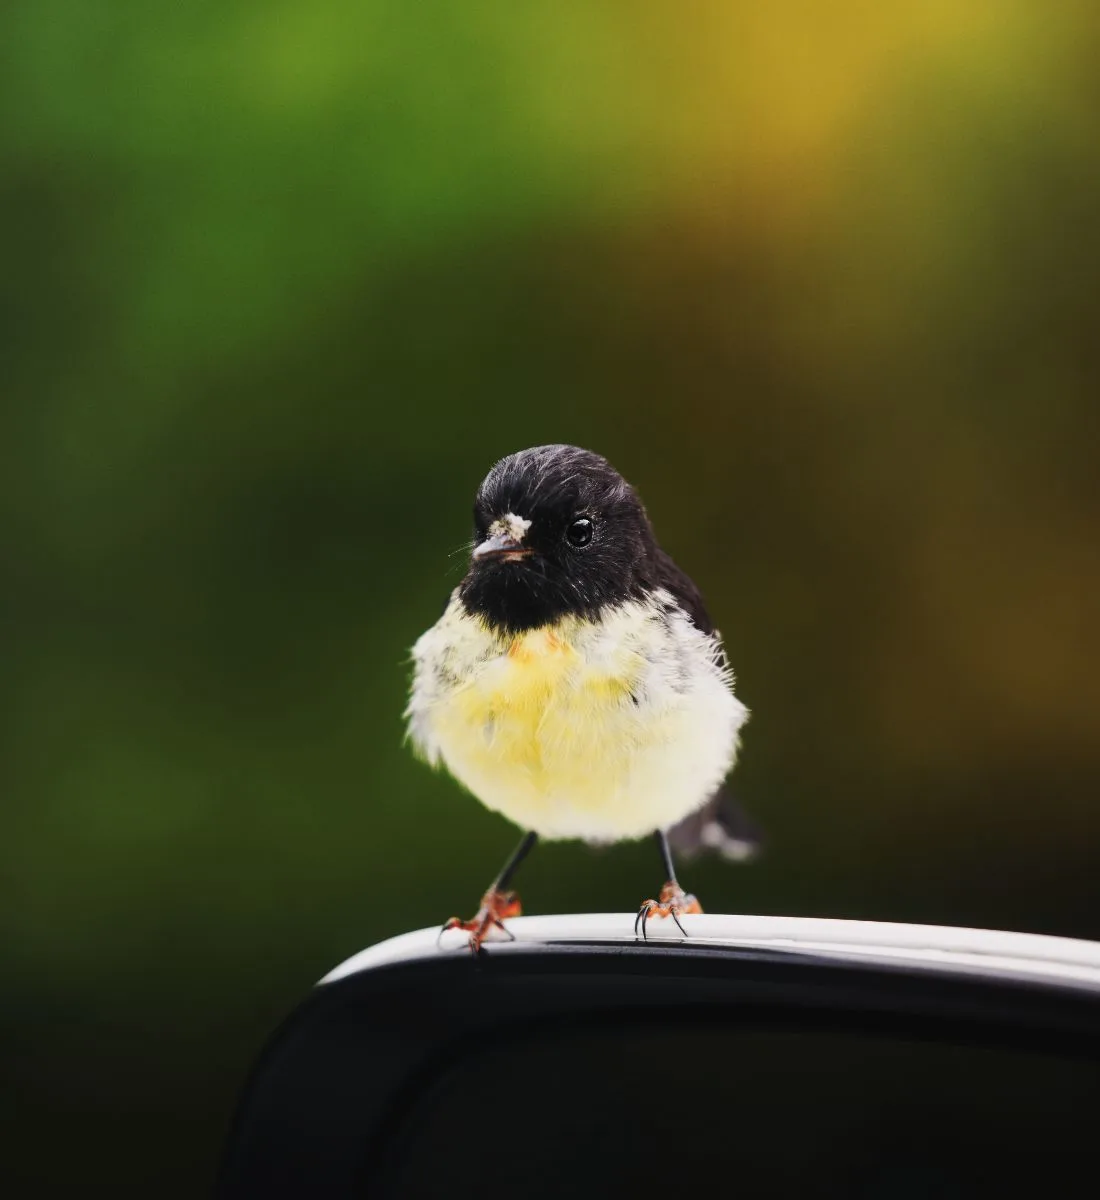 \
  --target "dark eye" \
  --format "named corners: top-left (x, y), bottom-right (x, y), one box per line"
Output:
top-left (565, 517), bottom-right (593, 548)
